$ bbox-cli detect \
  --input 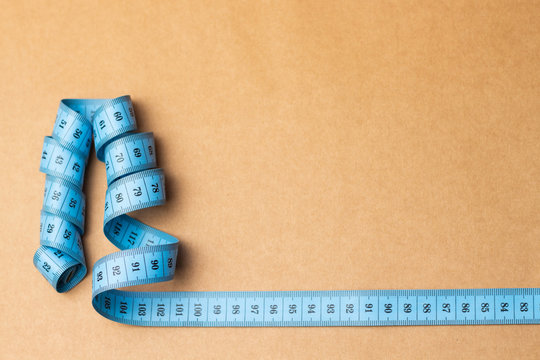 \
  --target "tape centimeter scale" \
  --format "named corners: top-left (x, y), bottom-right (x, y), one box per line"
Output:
top-left (34, 96), bottom-right (540, 327)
